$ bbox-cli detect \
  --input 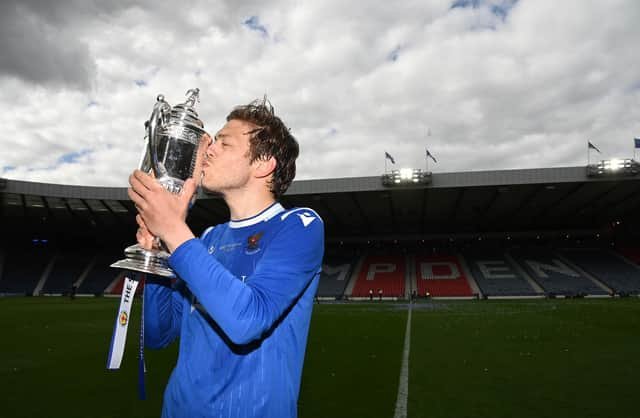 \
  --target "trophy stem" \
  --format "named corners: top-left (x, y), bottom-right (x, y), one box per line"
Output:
top-left (111, 244), bottom-right (176, 278)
